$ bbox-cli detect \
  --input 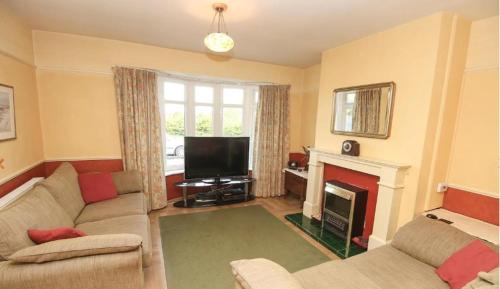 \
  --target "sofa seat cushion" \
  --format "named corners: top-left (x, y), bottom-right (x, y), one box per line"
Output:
top-left (293, 259), bottom-right (382, 289)
top-left (346, 245), bottom-right (449, 289)
top-left (75, 192), bottom-right (147, 224)
top-left (294, 245), bottom-right (449, 289)
top-left (37, 162), bottom-right (85, 220)
top-left (0, 186), bottom-right (74, 258)
top-left (76, 214), bottom-right (152, 267)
